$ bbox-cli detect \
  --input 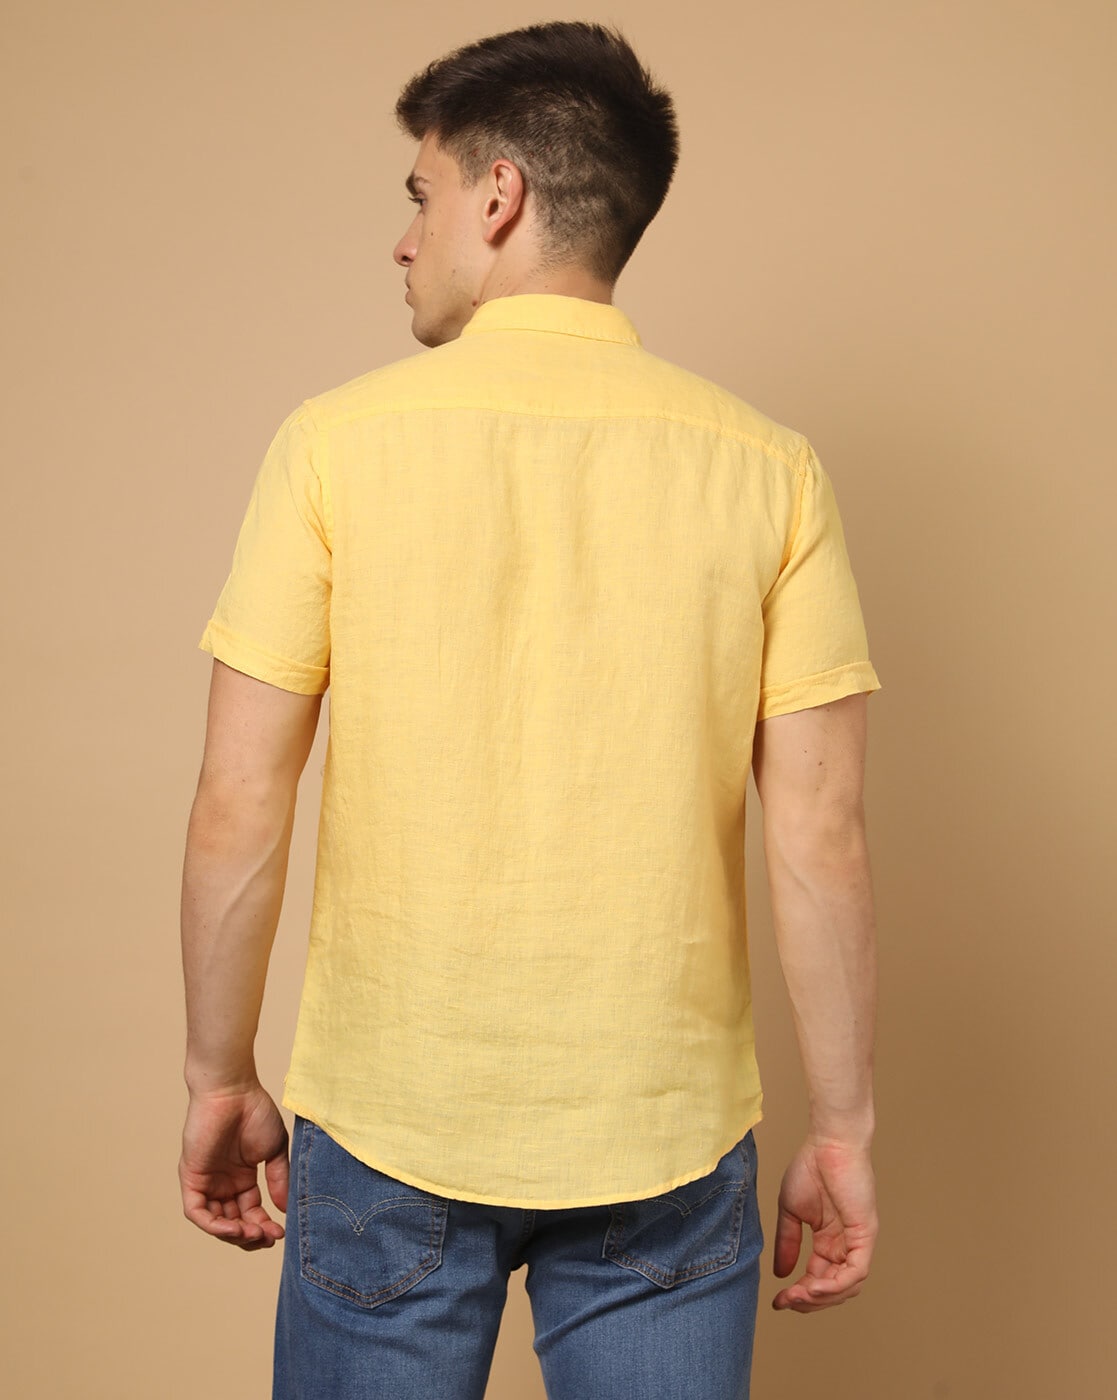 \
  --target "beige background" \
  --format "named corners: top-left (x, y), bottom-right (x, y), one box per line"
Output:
top-left (2, 1), bottom-right (1113, 1395)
